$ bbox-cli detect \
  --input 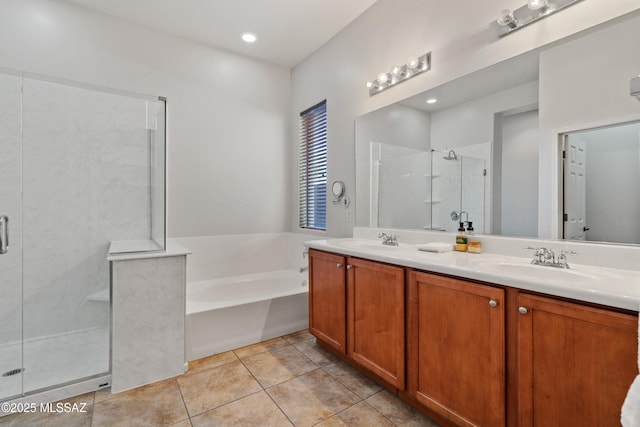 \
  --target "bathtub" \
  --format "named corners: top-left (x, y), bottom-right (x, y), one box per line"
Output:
top-left (173, 233), bottom-right (311, 361)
